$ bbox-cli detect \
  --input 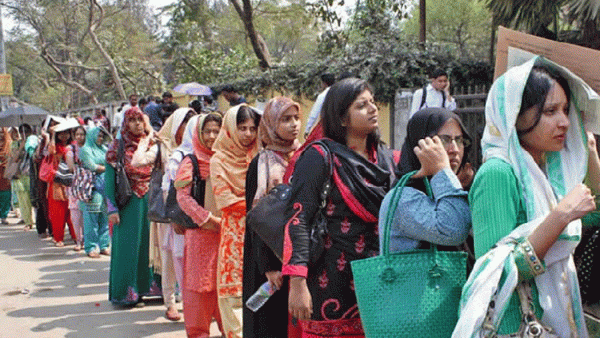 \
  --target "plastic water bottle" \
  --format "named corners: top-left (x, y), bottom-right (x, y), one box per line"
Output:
top-left (245, 281), bottom-right (276, 312)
